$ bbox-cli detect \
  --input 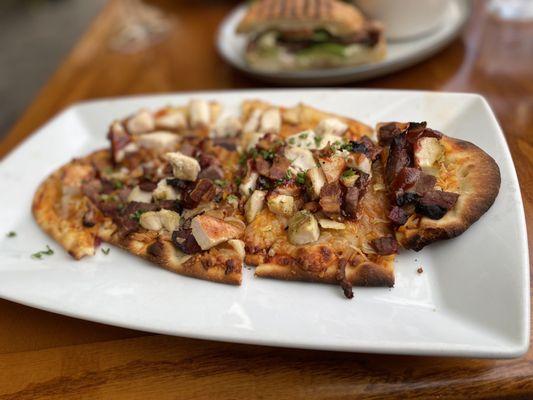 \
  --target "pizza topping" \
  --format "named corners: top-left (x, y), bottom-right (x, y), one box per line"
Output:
top-left (243, 108), bottom-right (263, 134)
top-left (239, 171), bottom-right (259, 196)
top-left (306, 167), bottom-right (326, 199)
top-left (319, 181), bottom-right (342, 216)
top-left (286, 130), bottom-right (317, 149)
top-left (315, 118), bottom-right (348, 137)
top-left (391, 167), bottom-right (420, 196)
top-left (126, 109), bottom-right (155, 135)
top-left (269, 155), bottom-right (292, 180)
top-left (254, 156), bottom-right (271, 177)
top-left (319, 155), bottom-right (346, 183)
top-left (288, 210), bottom-right (320, 245)
top-left (377, 122), bottom-right (410, 145)
top-left (108, 121), bottom-right (132, 164)
top-left (259, 108), bottom-right (281, 134)
top-left (343, 187), bottom-right (360, 218)
top-left (198, 164), bottom-right (225, 181)
top-left (416, 190), bottom-right (459, 219)
top-left (140, 210), bottom-right (180, 232)
top-left (172, 228), bottom-right (202, 254)
top-left (339, 168), bottom-right (358, 187)
top-left (336, 259), bottom-right (354, 299)
top-left (228, 239), bottom-right (246, 259)
top-left (385, 134), bottom-right (411, 185)
top-left (82, 207), bottom-right (96, 228)
top-left (406, 126), bottom-right (442, 144)
top-left (267, 193), bottom-right (294, 217)
top-left (345, 152), bottom-right (372, 177)
top-left (138, 180), bottom-right (158, 192)
top-left (190, 214), bottom-right (244, 250)
top-left (127, 186), bottom-right (152, 203)
top-left (318, 219), bottom-right (346, 230)
top-left (152, 179), bottom-right (180, 201)
top-left (414, 137), bottom-right (444, 170)
top-left (183, 179), bottom-right (216, 208)
top-left (245, 190), bottom-right (266, 223)
top-left (165, 151), bottom-right (201, 181)
top-left (388, 206), bottom-right (408, 226)
top-left (214, 116), bottom-right (242, 138)
top-left (155, 109), bottom-right (187, 131)
top-left (371, 235), bottom-right (398, 255)
top-left (188, 99), bottom-right (210, 128)
top-left (284, 147), bottom-right (316, 172)
top-left (136, 131), bottom-right (180, 150)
